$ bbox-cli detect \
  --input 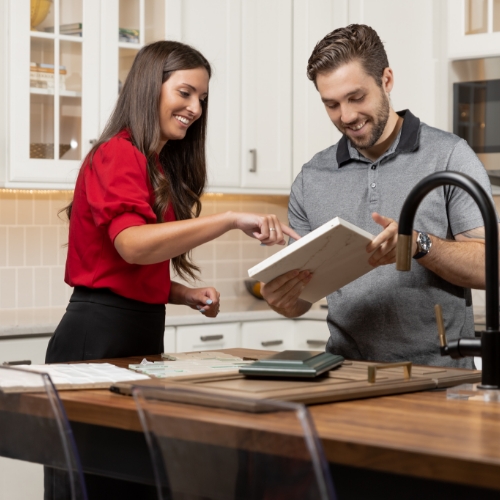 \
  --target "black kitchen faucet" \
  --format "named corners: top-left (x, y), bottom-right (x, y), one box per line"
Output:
top-left (396, 171), bottom-right (500, 389)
